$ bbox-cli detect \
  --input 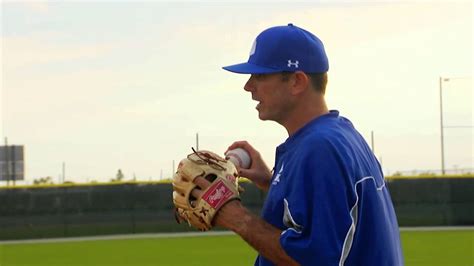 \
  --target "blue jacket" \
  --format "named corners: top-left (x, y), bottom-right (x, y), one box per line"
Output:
top-left (255, 110), bottom-right (404, 266)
